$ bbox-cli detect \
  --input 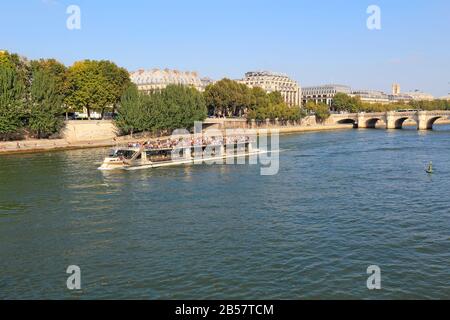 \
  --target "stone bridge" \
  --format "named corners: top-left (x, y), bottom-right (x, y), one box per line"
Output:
top-left (328, 110), bottom-right (450, 130)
